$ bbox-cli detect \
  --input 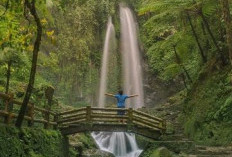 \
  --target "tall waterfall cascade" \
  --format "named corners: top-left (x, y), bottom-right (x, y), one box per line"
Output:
top-left (120, 6), bottom-right (144, 109)
top-left (92, 6), bottom-right (144, 157)
top-left (98, 17), bottom-right (116, 108)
